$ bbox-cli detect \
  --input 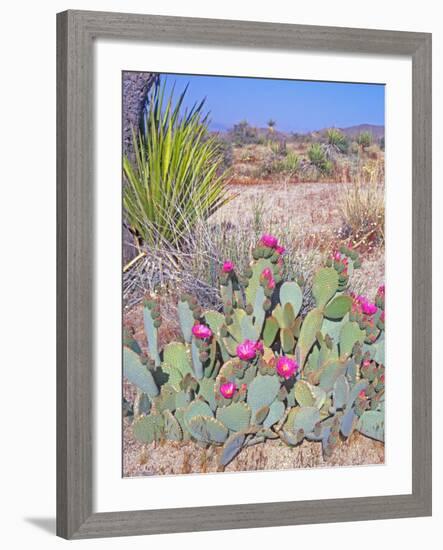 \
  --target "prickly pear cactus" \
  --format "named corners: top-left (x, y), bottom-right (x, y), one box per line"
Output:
top-left (123, 238), bottom-right (385, 467)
